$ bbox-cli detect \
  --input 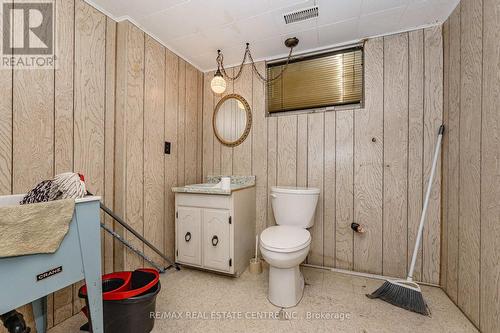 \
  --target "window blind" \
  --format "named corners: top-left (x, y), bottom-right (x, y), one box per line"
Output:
top-left (267, 47), bottom-right (363, 114)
